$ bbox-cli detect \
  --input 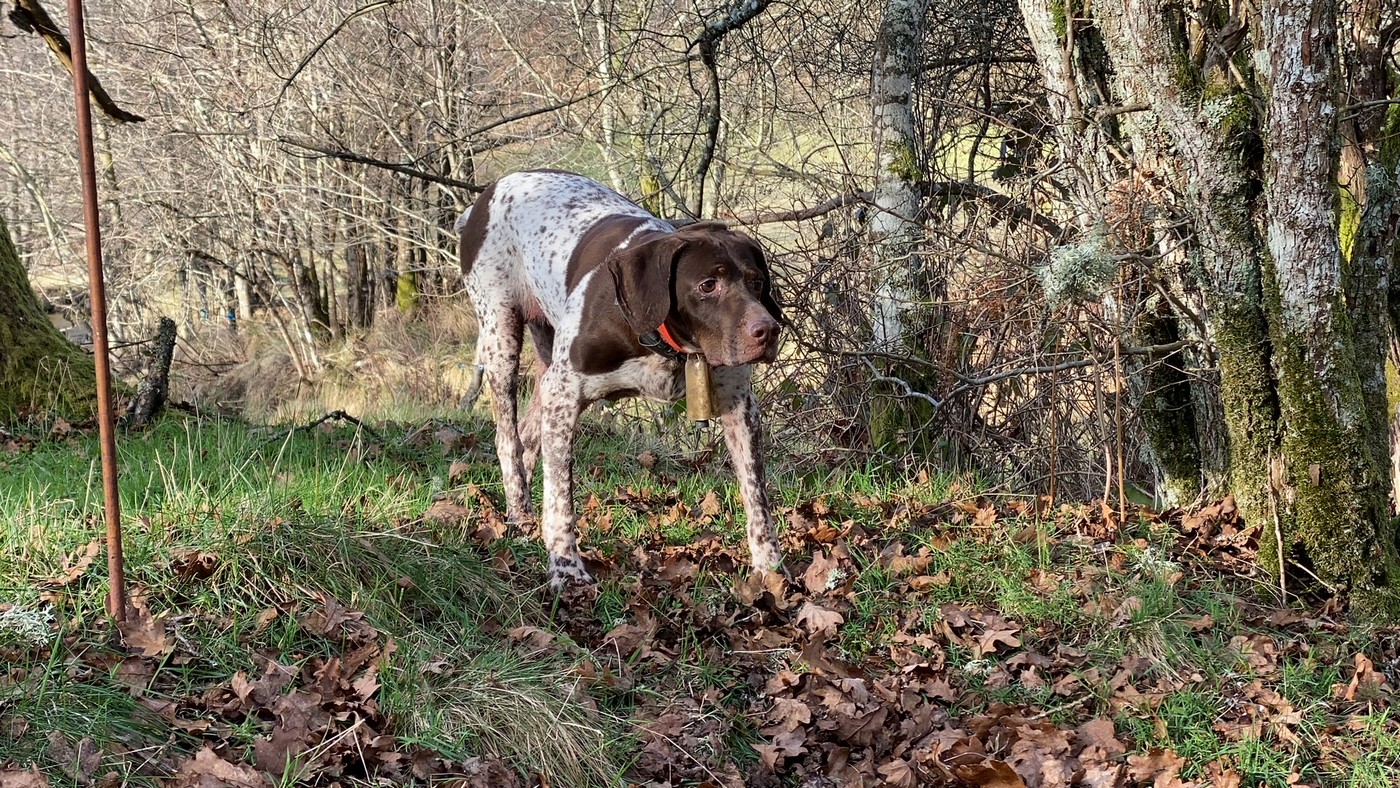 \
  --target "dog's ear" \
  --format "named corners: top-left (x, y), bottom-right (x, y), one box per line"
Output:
top-left (740, 234), bottom-right (785, 324)
top-left (609, 235), bottom-right (684, 336)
